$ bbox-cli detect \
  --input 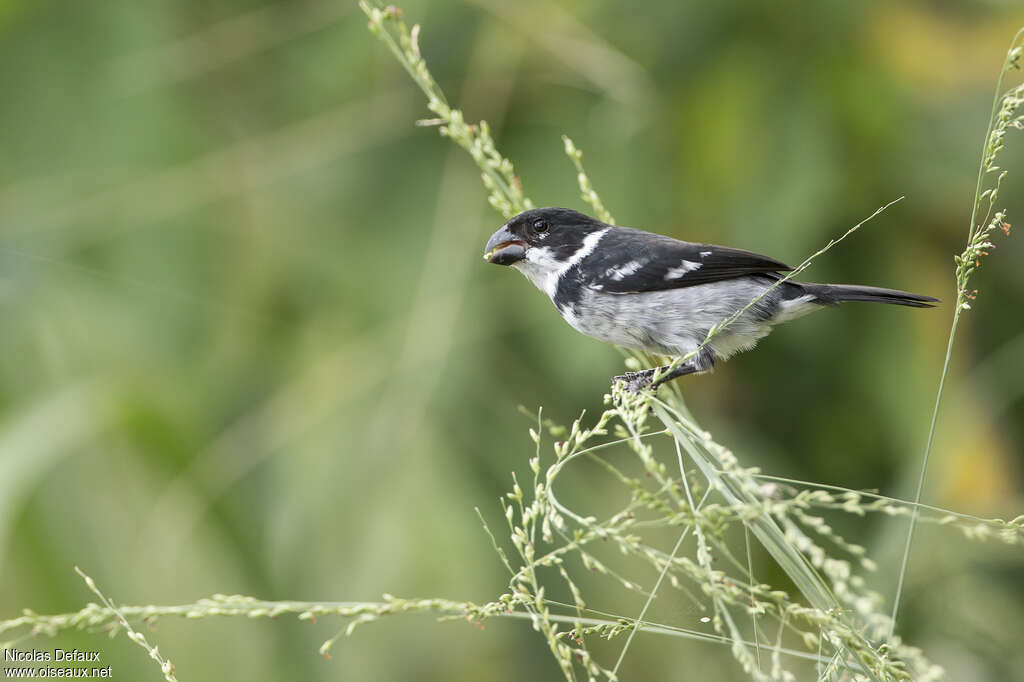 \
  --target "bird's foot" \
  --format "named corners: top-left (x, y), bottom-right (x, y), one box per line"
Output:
top-left (612, 369), bottom-right (656, 394)
top-left (613, 360), bottom-right (706, 394)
